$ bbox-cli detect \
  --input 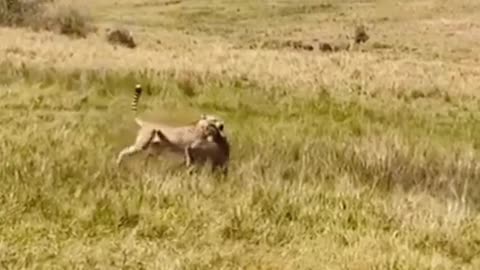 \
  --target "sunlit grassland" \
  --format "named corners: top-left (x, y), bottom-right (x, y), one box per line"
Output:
top-left (1, 0), bottom-right (480, 269)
